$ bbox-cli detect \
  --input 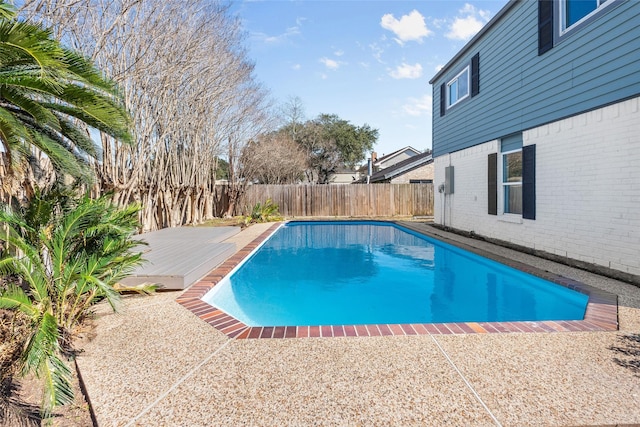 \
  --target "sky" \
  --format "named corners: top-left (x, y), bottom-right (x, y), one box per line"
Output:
top-left (230, 0), bottom-right (509, 159)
